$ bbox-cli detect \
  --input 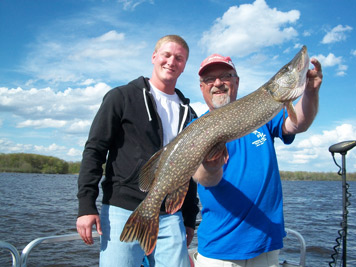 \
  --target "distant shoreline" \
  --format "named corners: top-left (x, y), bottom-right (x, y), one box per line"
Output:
top-left (1, 153), bottom-right (355, 181)
top-left (279, 171), bottom-right (356, 181)
top-left (1, 171), bottom-right (355, 182)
